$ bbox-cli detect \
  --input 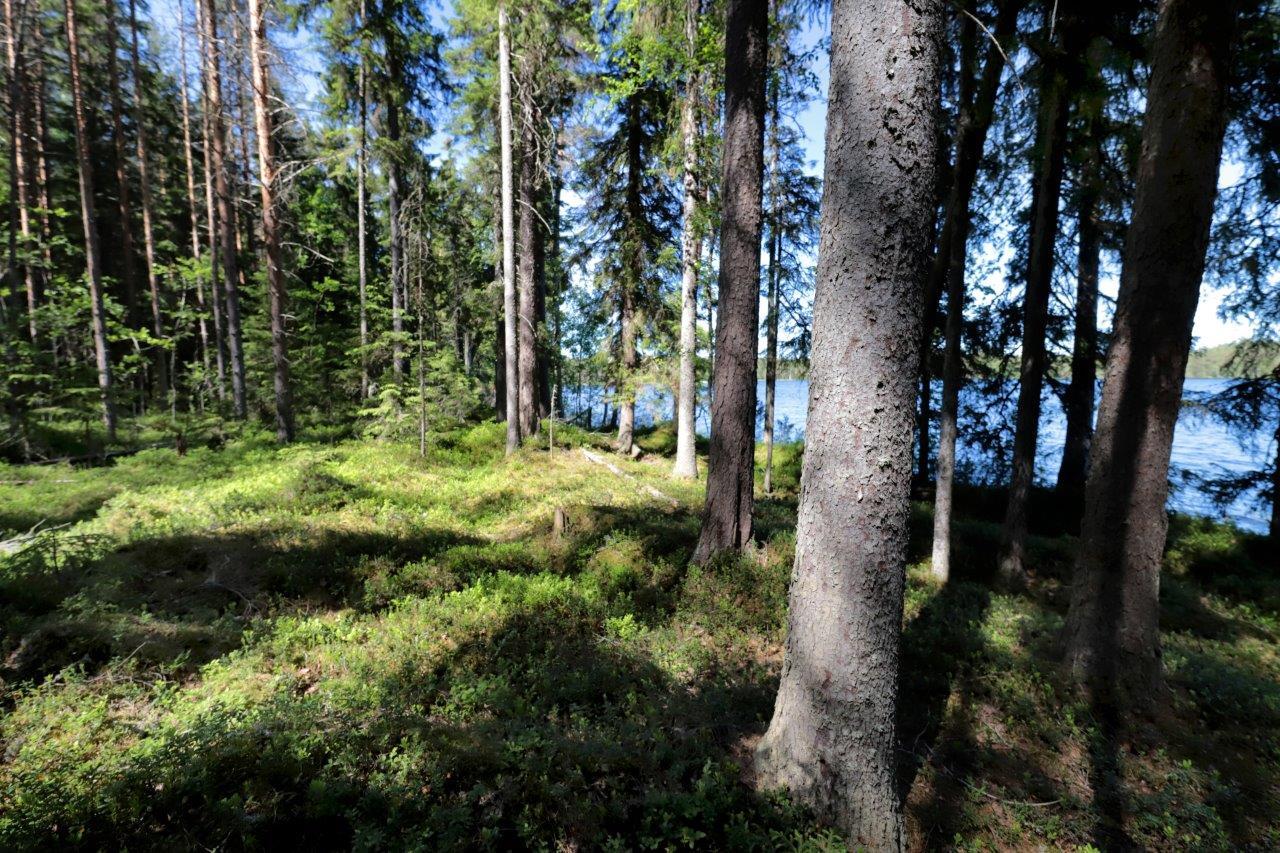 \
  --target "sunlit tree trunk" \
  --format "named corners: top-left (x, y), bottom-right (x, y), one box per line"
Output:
top-left (673, 0), bottom-right (702, 479)
top-left (516, 81), bottom-right (540, 440)
top-left (755, 1), bottom-right (941, 843)
top-left (65, 0), bottom-right (117, 440)
top-left (498, 2), bottom-right (520, 453)
top-left (196, 0), bottom-right (228, 402)
top-left (616, 94), bottom-right (642, 455)
top-left (762, 39), bottom-right (780, 495)
top-left (357, 0), bottom-right (369, 400)
top-left (201, 0), bottom-right (247, 417)
top-left (692, 0), bottom-right (766, 563)
top-left (4, 0), bottom-right (37, 345)
top-left (1062, 0), bottom-right (1235, 704)
top-left (247, 0), bottom-right (293, 441)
